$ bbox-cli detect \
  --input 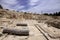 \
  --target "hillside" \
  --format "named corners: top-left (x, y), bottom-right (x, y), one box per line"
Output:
top-left (0, 9), bottom-right (60, 29)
